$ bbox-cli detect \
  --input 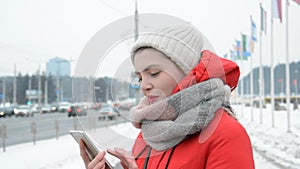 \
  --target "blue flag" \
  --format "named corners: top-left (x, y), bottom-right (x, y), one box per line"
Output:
top-left (251, 17), bottom-right (257, 42)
